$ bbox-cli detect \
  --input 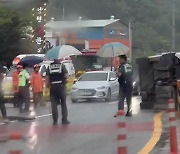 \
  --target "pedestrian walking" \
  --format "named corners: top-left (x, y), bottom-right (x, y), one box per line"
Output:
top-left (0, 65), bottom-right (9, 123)
top-left (115, 55), bottom-right (133, 117)
top-left (31, 64), bottom-right (43, 108)
top-left (12, 65), bottom-right (22, 108)
top-left (18, 64), bottom-right (30, 113)
top-left (46, 59), bottom-right (70, 125)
